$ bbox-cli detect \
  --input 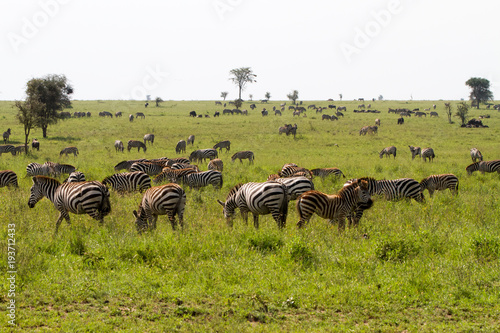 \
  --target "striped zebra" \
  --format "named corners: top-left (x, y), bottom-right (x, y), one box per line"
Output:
top-left (143, 134), bottom-right (155, 145)
top-left (0, 170), bottom-right (18, 188)
top-left (28, 176), bottom-right (111, 233)
top-left (133, 183), bottom-right (186, 232)
top-left (217, 181), bottom-right (288, 228)
top-left (359, 126), bottom-right (370, 136)
top-left (115, 140), bottom-right (124, 152)
top-left (231, 151), bottom-right (254, 164)
top-left (379, 146), bottom-right (397, 159)
top-left (26, 162), bottom-right (57, 177)
top-left (171, 163), bottom-right (199, 172)
top-left (421, 148), bottom-right (435, 162)
top-left (311, 168), bottom-right (345, 178)
top-left (115, 111), bottom-right (122, 117)
top-left (3, 129), bottom-right (11, 143)
top-left (279, 165), bottom-right (312, 179)
top-left (187, 135), bottom-right (195, 145)
top-left (165, 157), bottom-right (190, 167)
top-left (130, 161), bottom-right (164, 176)
top-left (189, 149), bottom-right (218, 163)
top-left (207, 158), bottom-right (223, 172)
top-left (278, 124), bottom-right (292, 135)
top-left (14, 145), bottom-right (28, 155)
top-left (408, 146), bottom-right (421, 160)
top-left (213, 140), bottom-right (231, 152)
top-left (296, 180), bottom-right (372, 230)
top-left (114, 159), bottom-right (148, 172)
top-left (466, 160), bottom-right (500, 175)
top-left (272, 176), bottom-right (315, 201)
top-left (64, 171), bottom-right (86, 183)
top-left (153, 167), bottom-right (197, 184)
top-left (53, 163), bottom-right (76, 176)
top-left (345, 177), bottom-right (424, 203)
top-left (0, 145), bottom-right (16, 156)
top-left (127, 140), bottom-right (147, 152)
top-left (178, 170), bottom-right (223, 190)
top-left (420, 174), bottom-right (459, 197)
top-left (175, 140), bottom-right (187, 154)
top-left (60, 146), bottom-right (79, 157)
top-left (102, 171), bottom-right (151, 194)
top-left (267, 174), bottom-right (280, 181)
top-left (135, 112), bottom-right (146, 119)
top-left (470, 148), bottom-right (483, 162)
